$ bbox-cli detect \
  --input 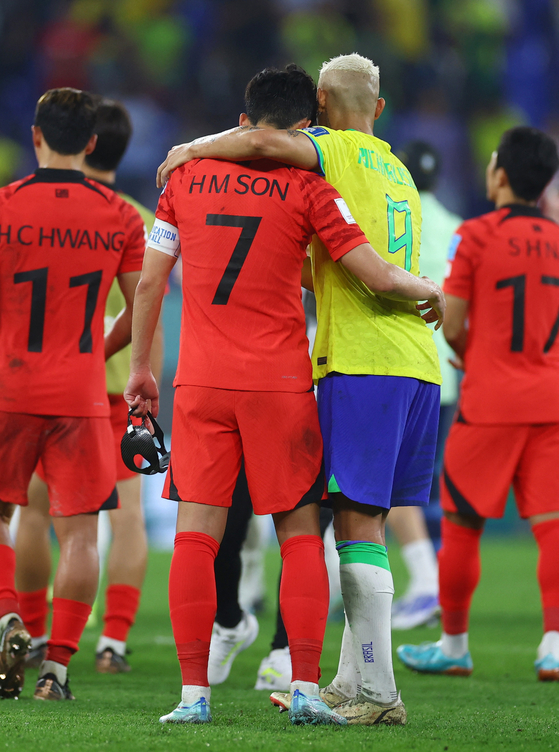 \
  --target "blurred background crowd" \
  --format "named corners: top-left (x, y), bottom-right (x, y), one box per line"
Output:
top-left (1, 0), bottom-right (558, 215)
top-left (1, 0), bottom-right (557, 543)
